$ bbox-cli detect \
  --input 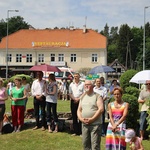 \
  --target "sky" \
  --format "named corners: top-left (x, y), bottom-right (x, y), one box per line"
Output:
top-left (0, 0), bottom-right (150, 31)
